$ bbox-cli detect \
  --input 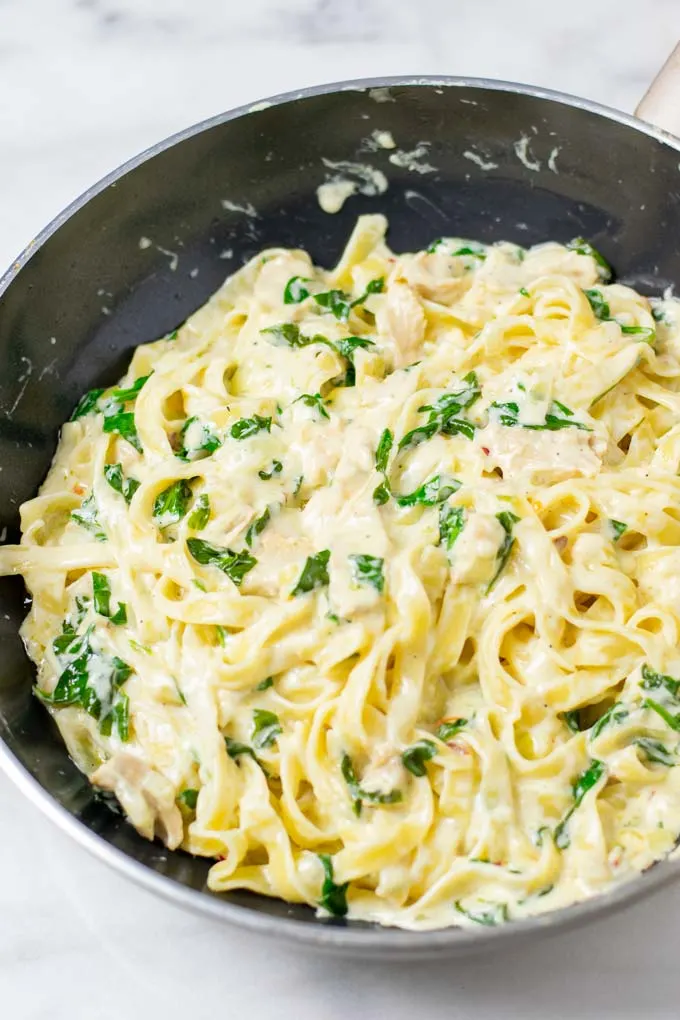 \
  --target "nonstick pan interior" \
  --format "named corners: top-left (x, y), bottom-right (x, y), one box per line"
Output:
top-left (2, 77), bottom-right (680, 955)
